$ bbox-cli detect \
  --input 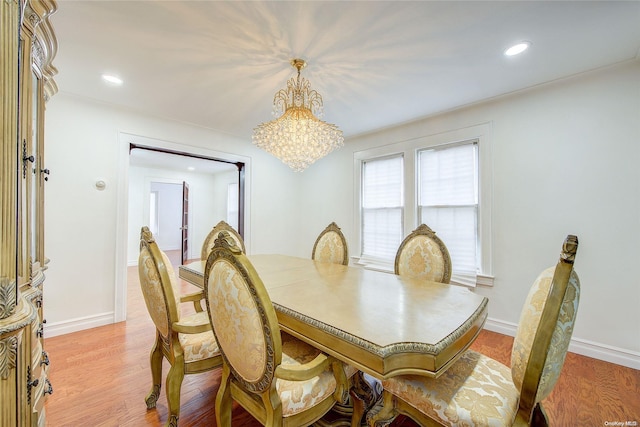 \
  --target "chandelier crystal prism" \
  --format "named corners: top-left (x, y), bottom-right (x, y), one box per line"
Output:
top-left (252, 59), bottom-right (344, 172)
